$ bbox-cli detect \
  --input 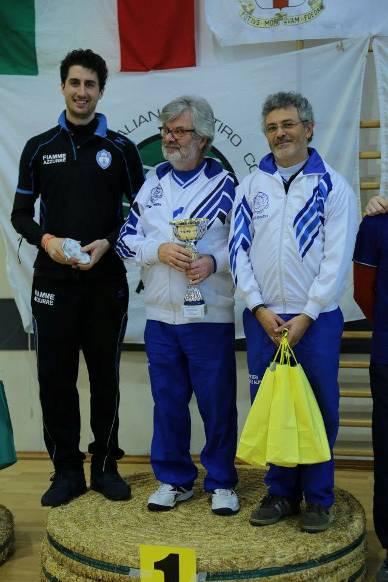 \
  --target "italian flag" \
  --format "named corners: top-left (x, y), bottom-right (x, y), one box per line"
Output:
top-left (0, 0), bottom-right (196, 75)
